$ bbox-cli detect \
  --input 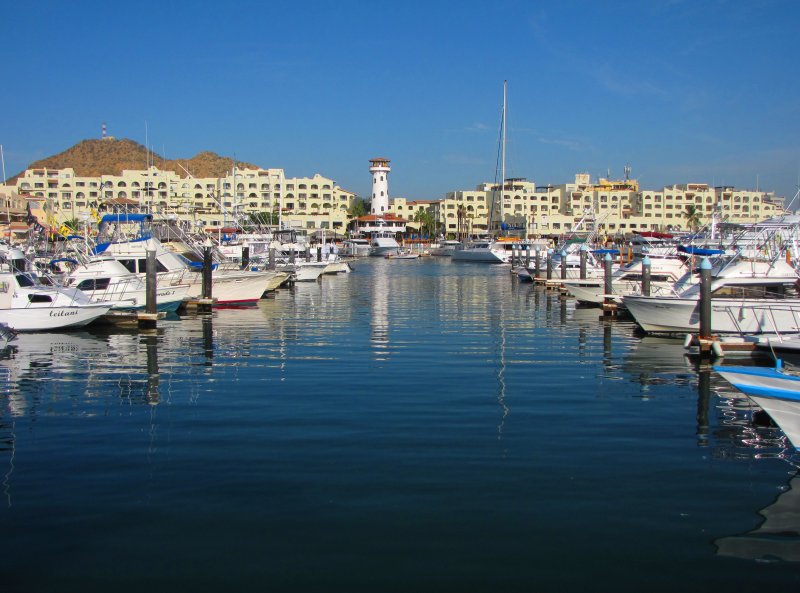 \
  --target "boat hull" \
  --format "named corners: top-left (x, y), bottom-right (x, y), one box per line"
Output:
top-left (183, 272), bottom-right (274, 304)
top-left (715, 365), bottom-right (800, 448)
top-left (623, 296), bottom-right (800, 335)
top-left (0, 303), bottom-right (113, 331)
top-left (451, 248), bottom-right (508, 263)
